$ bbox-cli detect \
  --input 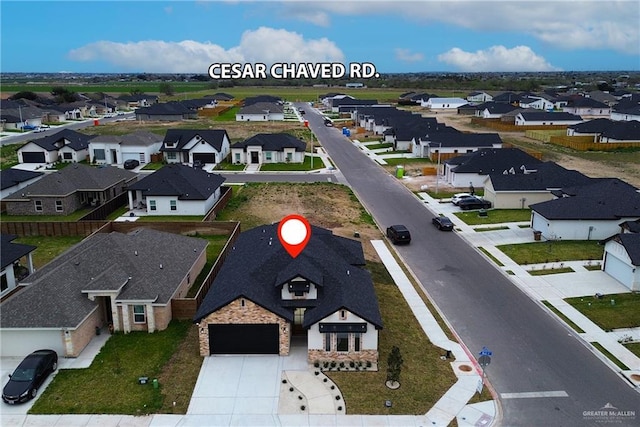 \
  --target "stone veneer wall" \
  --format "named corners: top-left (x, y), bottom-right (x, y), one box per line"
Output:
top-left (197, 297), bottom-right (290, 356)
top-left (308, 349), bottom-right (378, 367)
